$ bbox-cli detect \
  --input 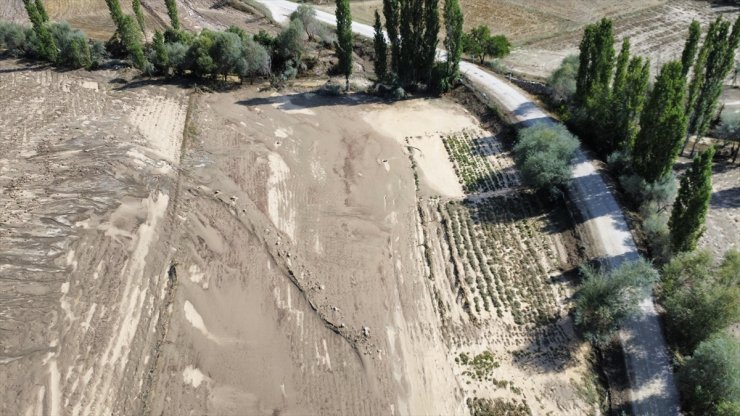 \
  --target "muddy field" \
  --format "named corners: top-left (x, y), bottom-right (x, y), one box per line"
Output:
top-left (0, 58), bottom-right (600, 415)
